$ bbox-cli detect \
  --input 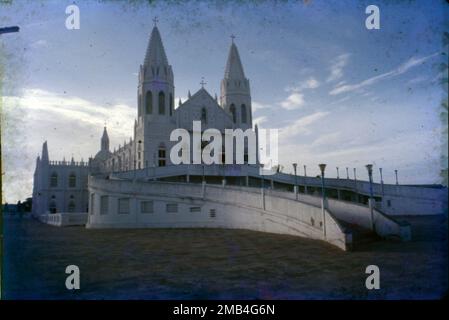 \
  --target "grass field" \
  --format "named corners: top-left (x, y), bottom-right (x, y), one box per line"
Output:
top-left (2, 213), bottom-right (447, 299)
